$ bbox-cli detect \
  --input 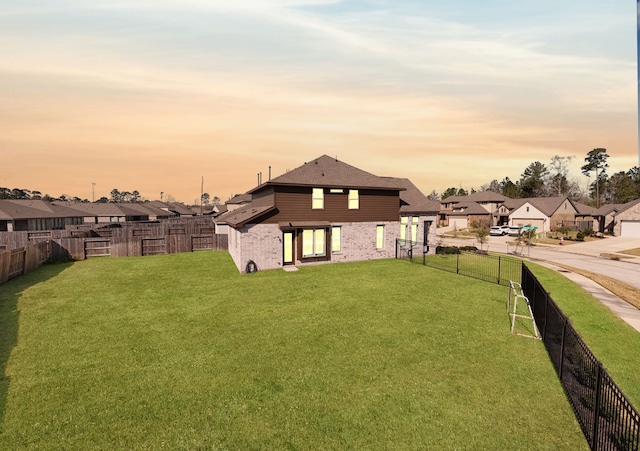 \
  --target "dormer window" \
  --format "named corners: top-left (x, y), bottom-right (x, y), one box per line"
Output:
top-left (312, 188), bottom-right (324, 209)
top-left (348, 190), bottom-right (359, 209)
